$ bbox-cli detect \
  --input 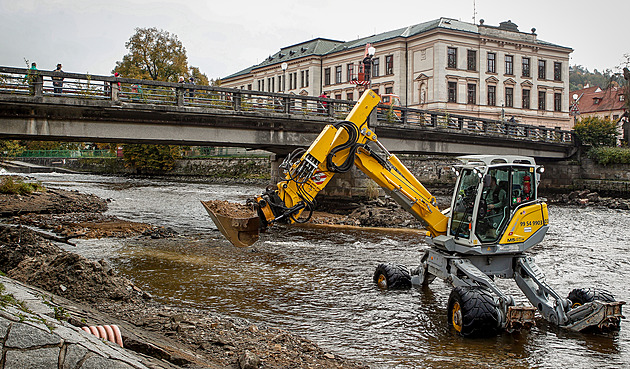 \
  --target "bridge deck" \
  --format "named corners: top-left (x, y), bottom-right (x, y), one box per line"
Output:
top-left (0, 66), bottom-right (575, 158)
